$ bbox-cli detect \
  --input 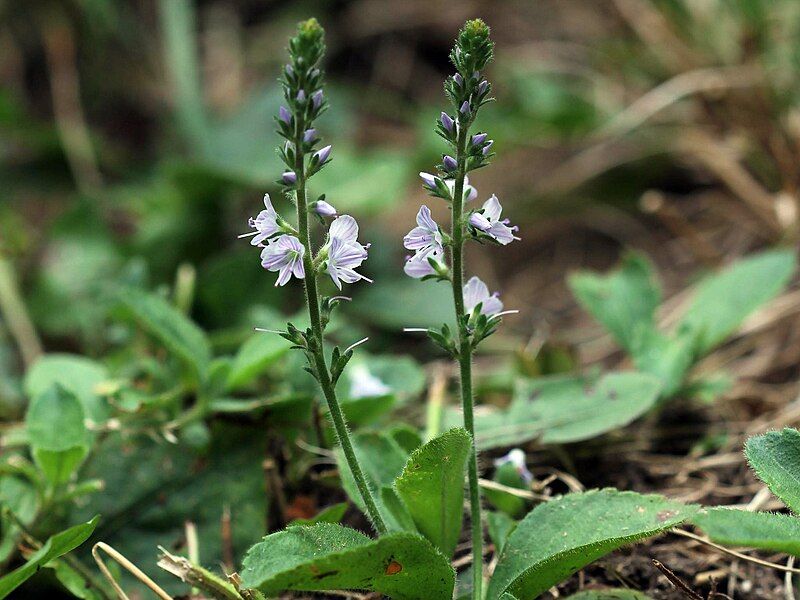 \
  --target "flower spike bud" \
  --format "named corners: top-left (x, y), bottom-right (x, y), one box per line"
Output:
top-left (482, 140), bottom-right (494, 156)
top-left (296, 89), bottom-right (306, 102)
top-left (311, 89), bottom-right (324, 110)
top-left (419, 172), bottom-right (437, 189)
top-left (459, 101), bottom-right (471, 116)
top-left (312, 199), bottom-right (337, 217)
top-left (451, 18), bottom-right (494, 75)
top-left (440, 112), bottom-right (455, 133)
top-left (278, 105), bottom-right (291, 124)
top-left (443, 155), bottom-right (458, 171)
top-left (285, 64), bottom-right (294, 77)
top-left (303, 128), bottom-right (317, 143)
top-left (471, 133), bottom-right (488, 147)
top-left (315, 144), bottom-right (332, 165)
top-left (282, 171), bottom-right (297, 185)
top-left (478, 79), bottom-right (489, 95)
top-left (454, 73), bottom-right (463, 86)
